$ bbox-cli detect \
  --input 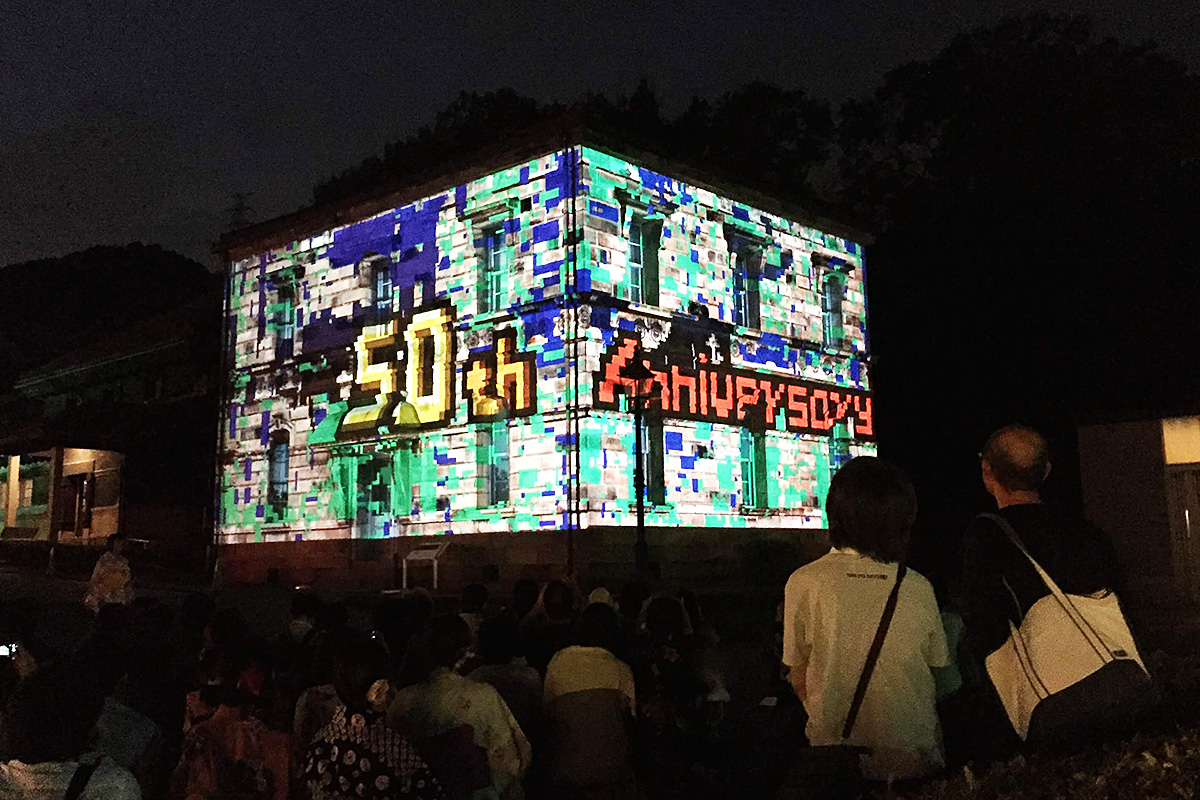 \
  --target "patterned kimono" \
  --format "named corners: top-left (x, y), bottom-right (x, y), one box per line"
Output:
top-left (389, 668), bottom-right (531, 800)
top-left (304, 707), bottom-right (445, 800)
